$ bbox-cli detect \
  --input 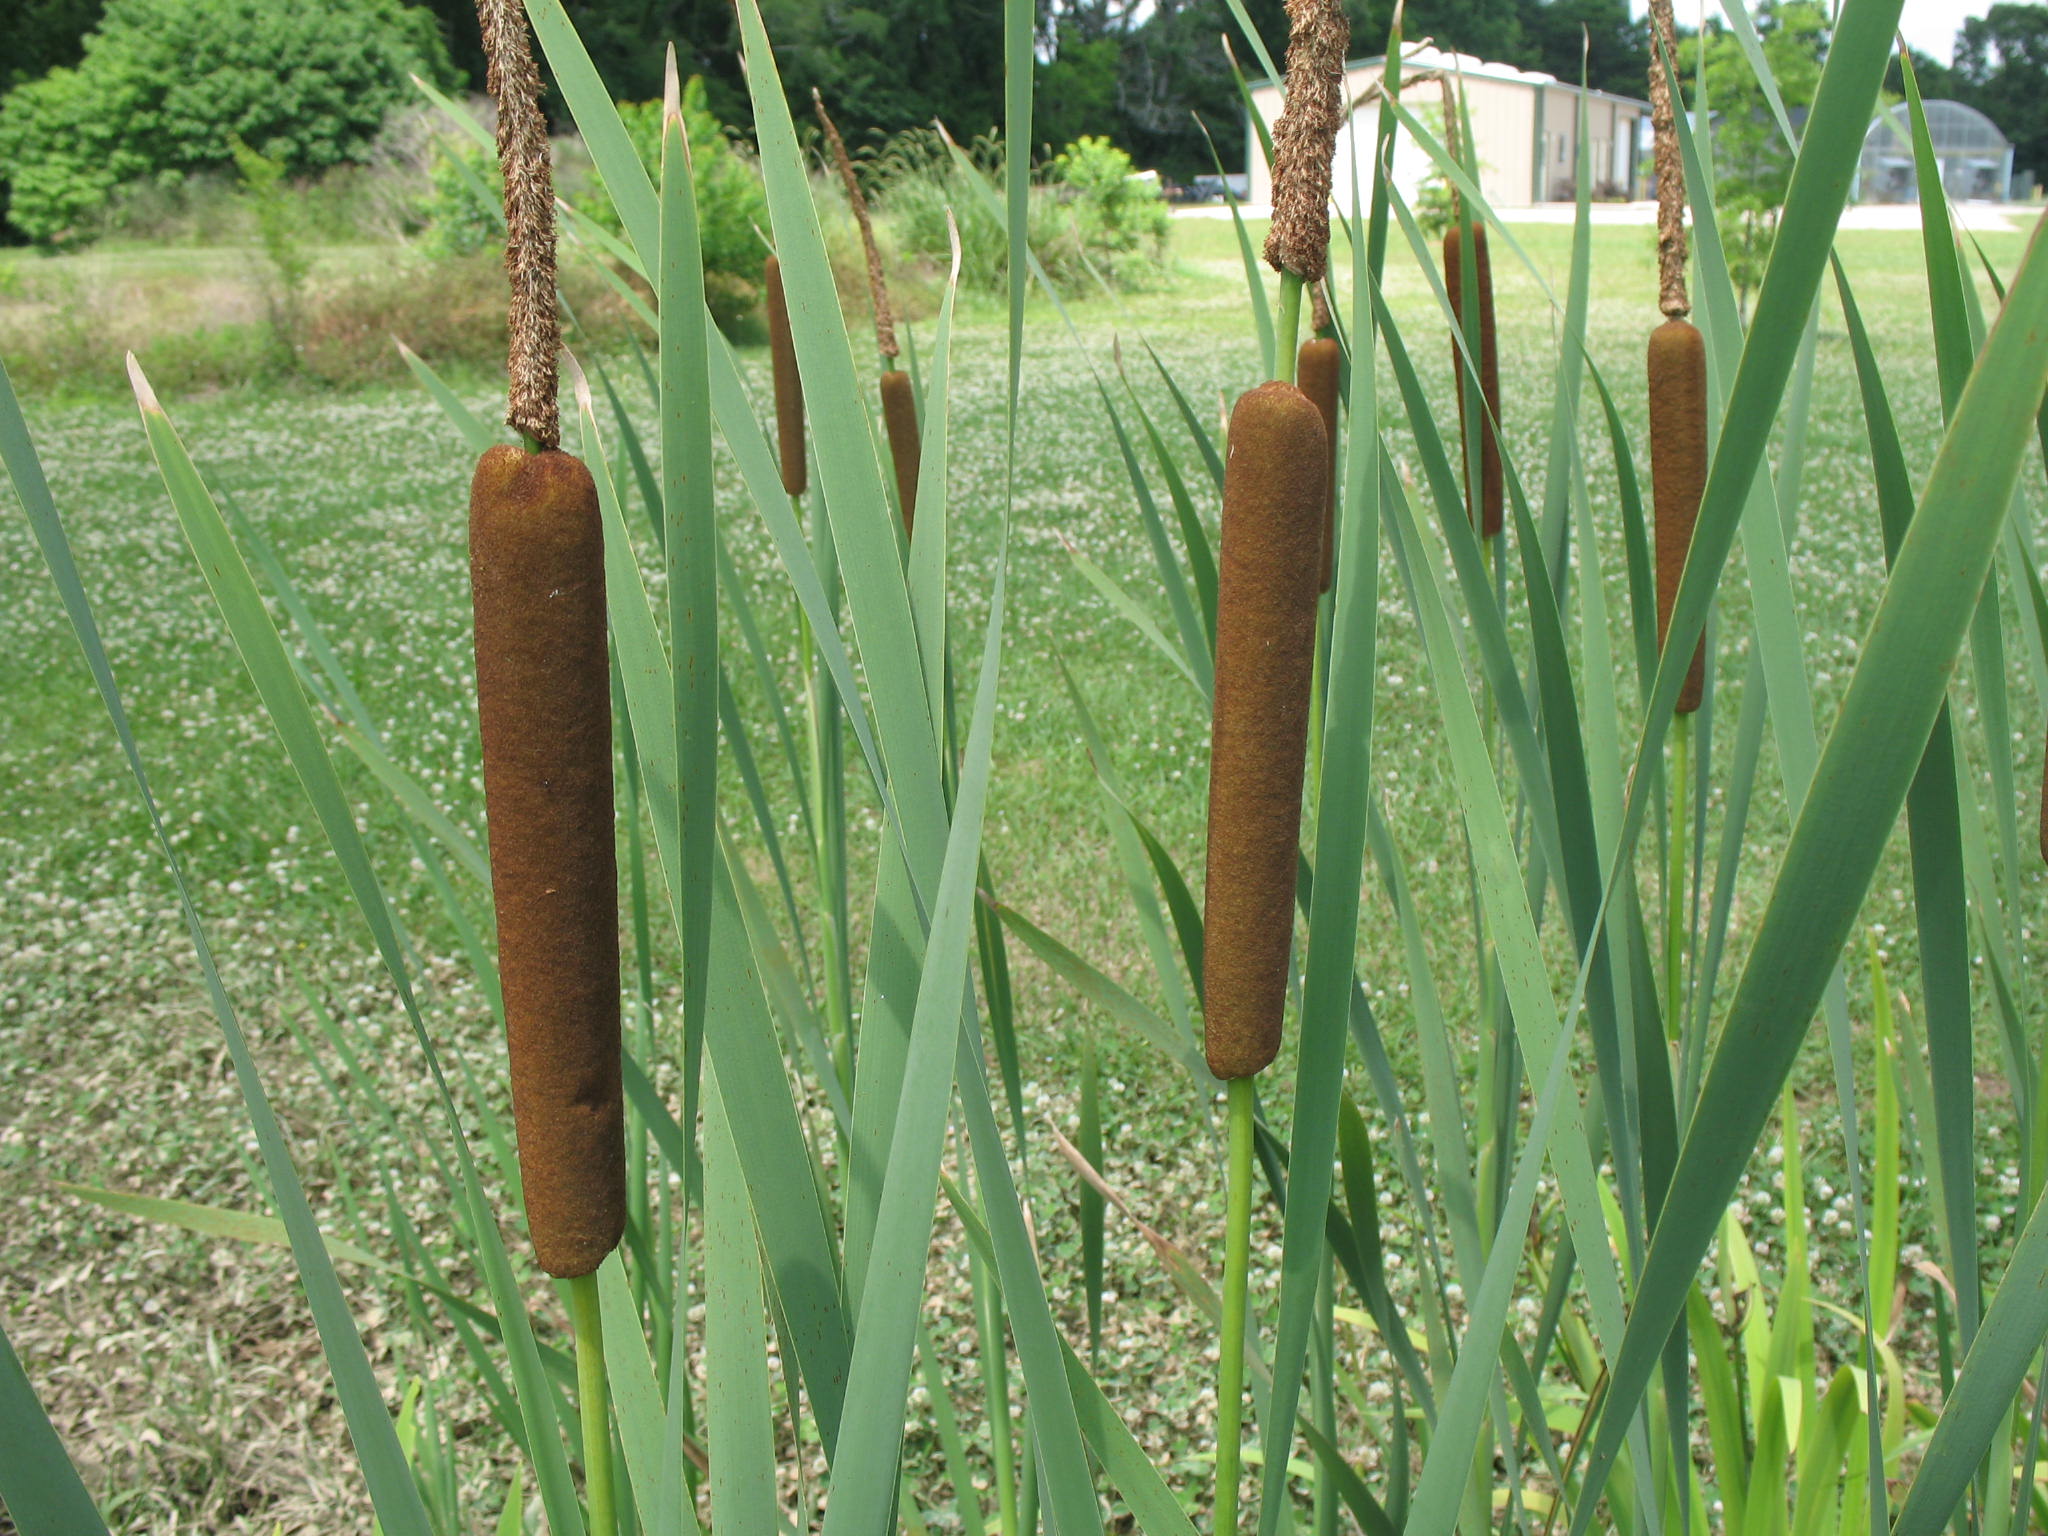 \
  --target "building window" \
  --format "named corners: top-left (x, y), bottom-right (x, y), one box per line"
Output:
top-left (1558, 136), bottom-right (1566, 164)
